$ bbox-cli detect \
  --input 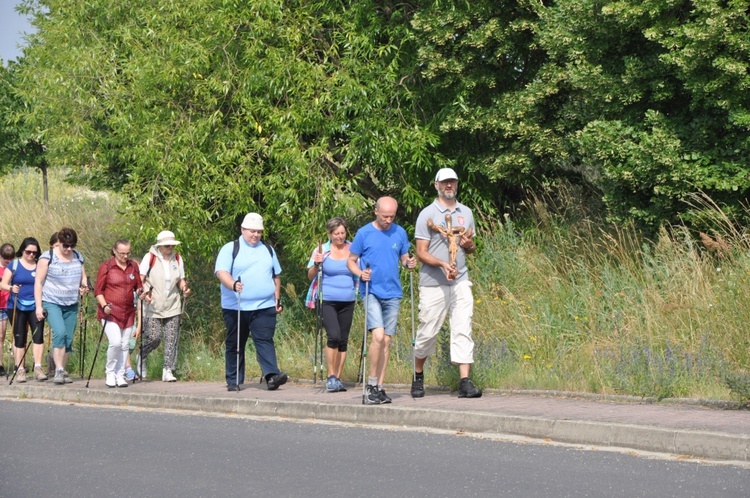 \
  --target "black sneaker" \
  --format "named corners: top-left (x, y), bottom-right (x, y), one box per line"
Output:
top-left (458, 377), bottom-right (482, 398)
top-left (0, 365), bottom-right (5, 377)
top-left (378, 388), bottom-right (392, 404)
top-left (411, 375), bottom-right (425, 398)
top-left (267, 372), bottom-right (288, 391)
top-left (227, 384), bottom-right (240, 392)
top-left (364, 385), bottom-right (382, 405)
